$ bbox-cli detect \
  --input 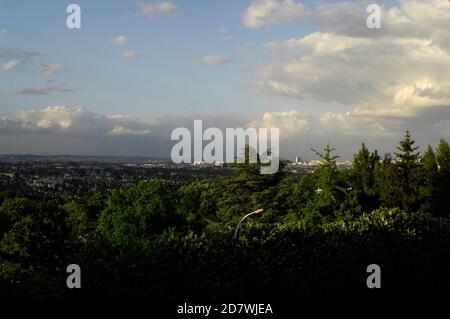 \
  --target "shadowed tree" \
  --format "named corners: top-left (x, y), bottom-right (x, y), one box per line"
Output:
top-left (351, 143), bottom-right (380, 211)
top-left (418, 145), bottom-right (438, 213)
top-left (378, 154), bottom-right (397, 207)
top-left (435, 139), bottom-right (450, 216)
top-left (394, 131), bottom-right (420, 210)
